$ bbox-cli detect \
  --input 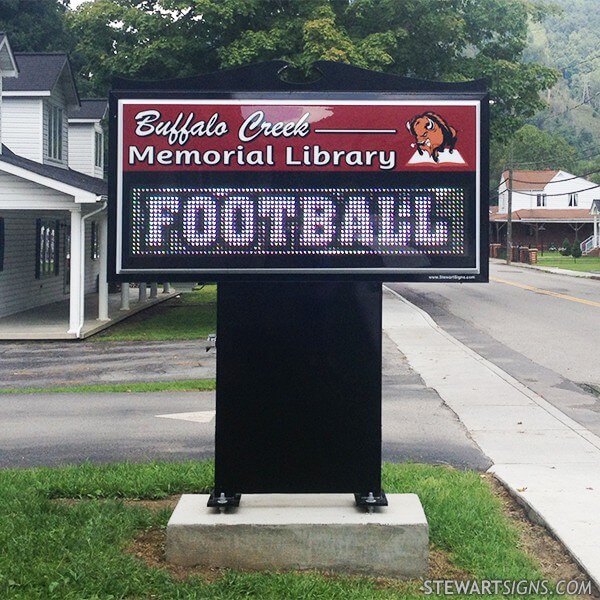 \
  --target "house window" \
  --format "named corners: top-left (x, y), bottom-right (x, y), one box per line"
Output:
top-left (94, 131), bottom-right (103, 168)
top-left (36, 219), bottom-right (60, 278)
top-left (48, 104), bottom-right (63, 161)
top-left (0, 218), bottom-right (4, 271)
top-left (568, 193), bottom-right (578, 207)
top-left (536, 193), bottom-right (547, 207)
top-left (91, 221), bottom-right (100, 260)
